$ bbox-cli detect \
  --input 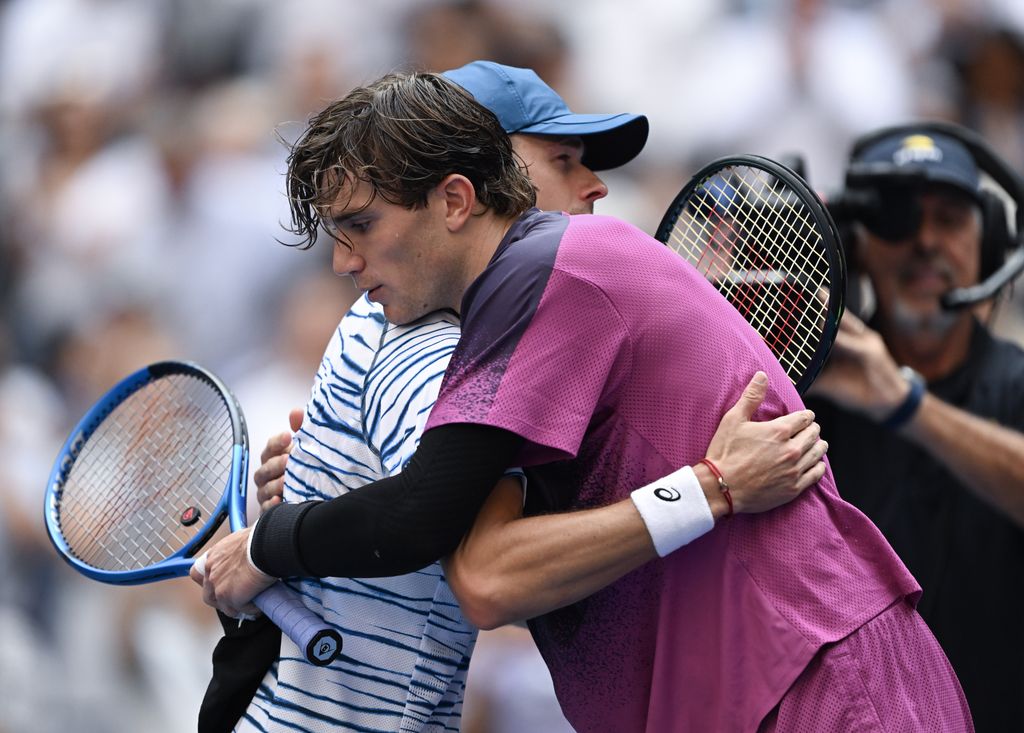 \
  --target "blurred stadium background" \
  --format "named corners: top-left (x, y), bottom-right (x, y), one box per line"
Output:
top-left (2, 1), bottom-right (1024, 731)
